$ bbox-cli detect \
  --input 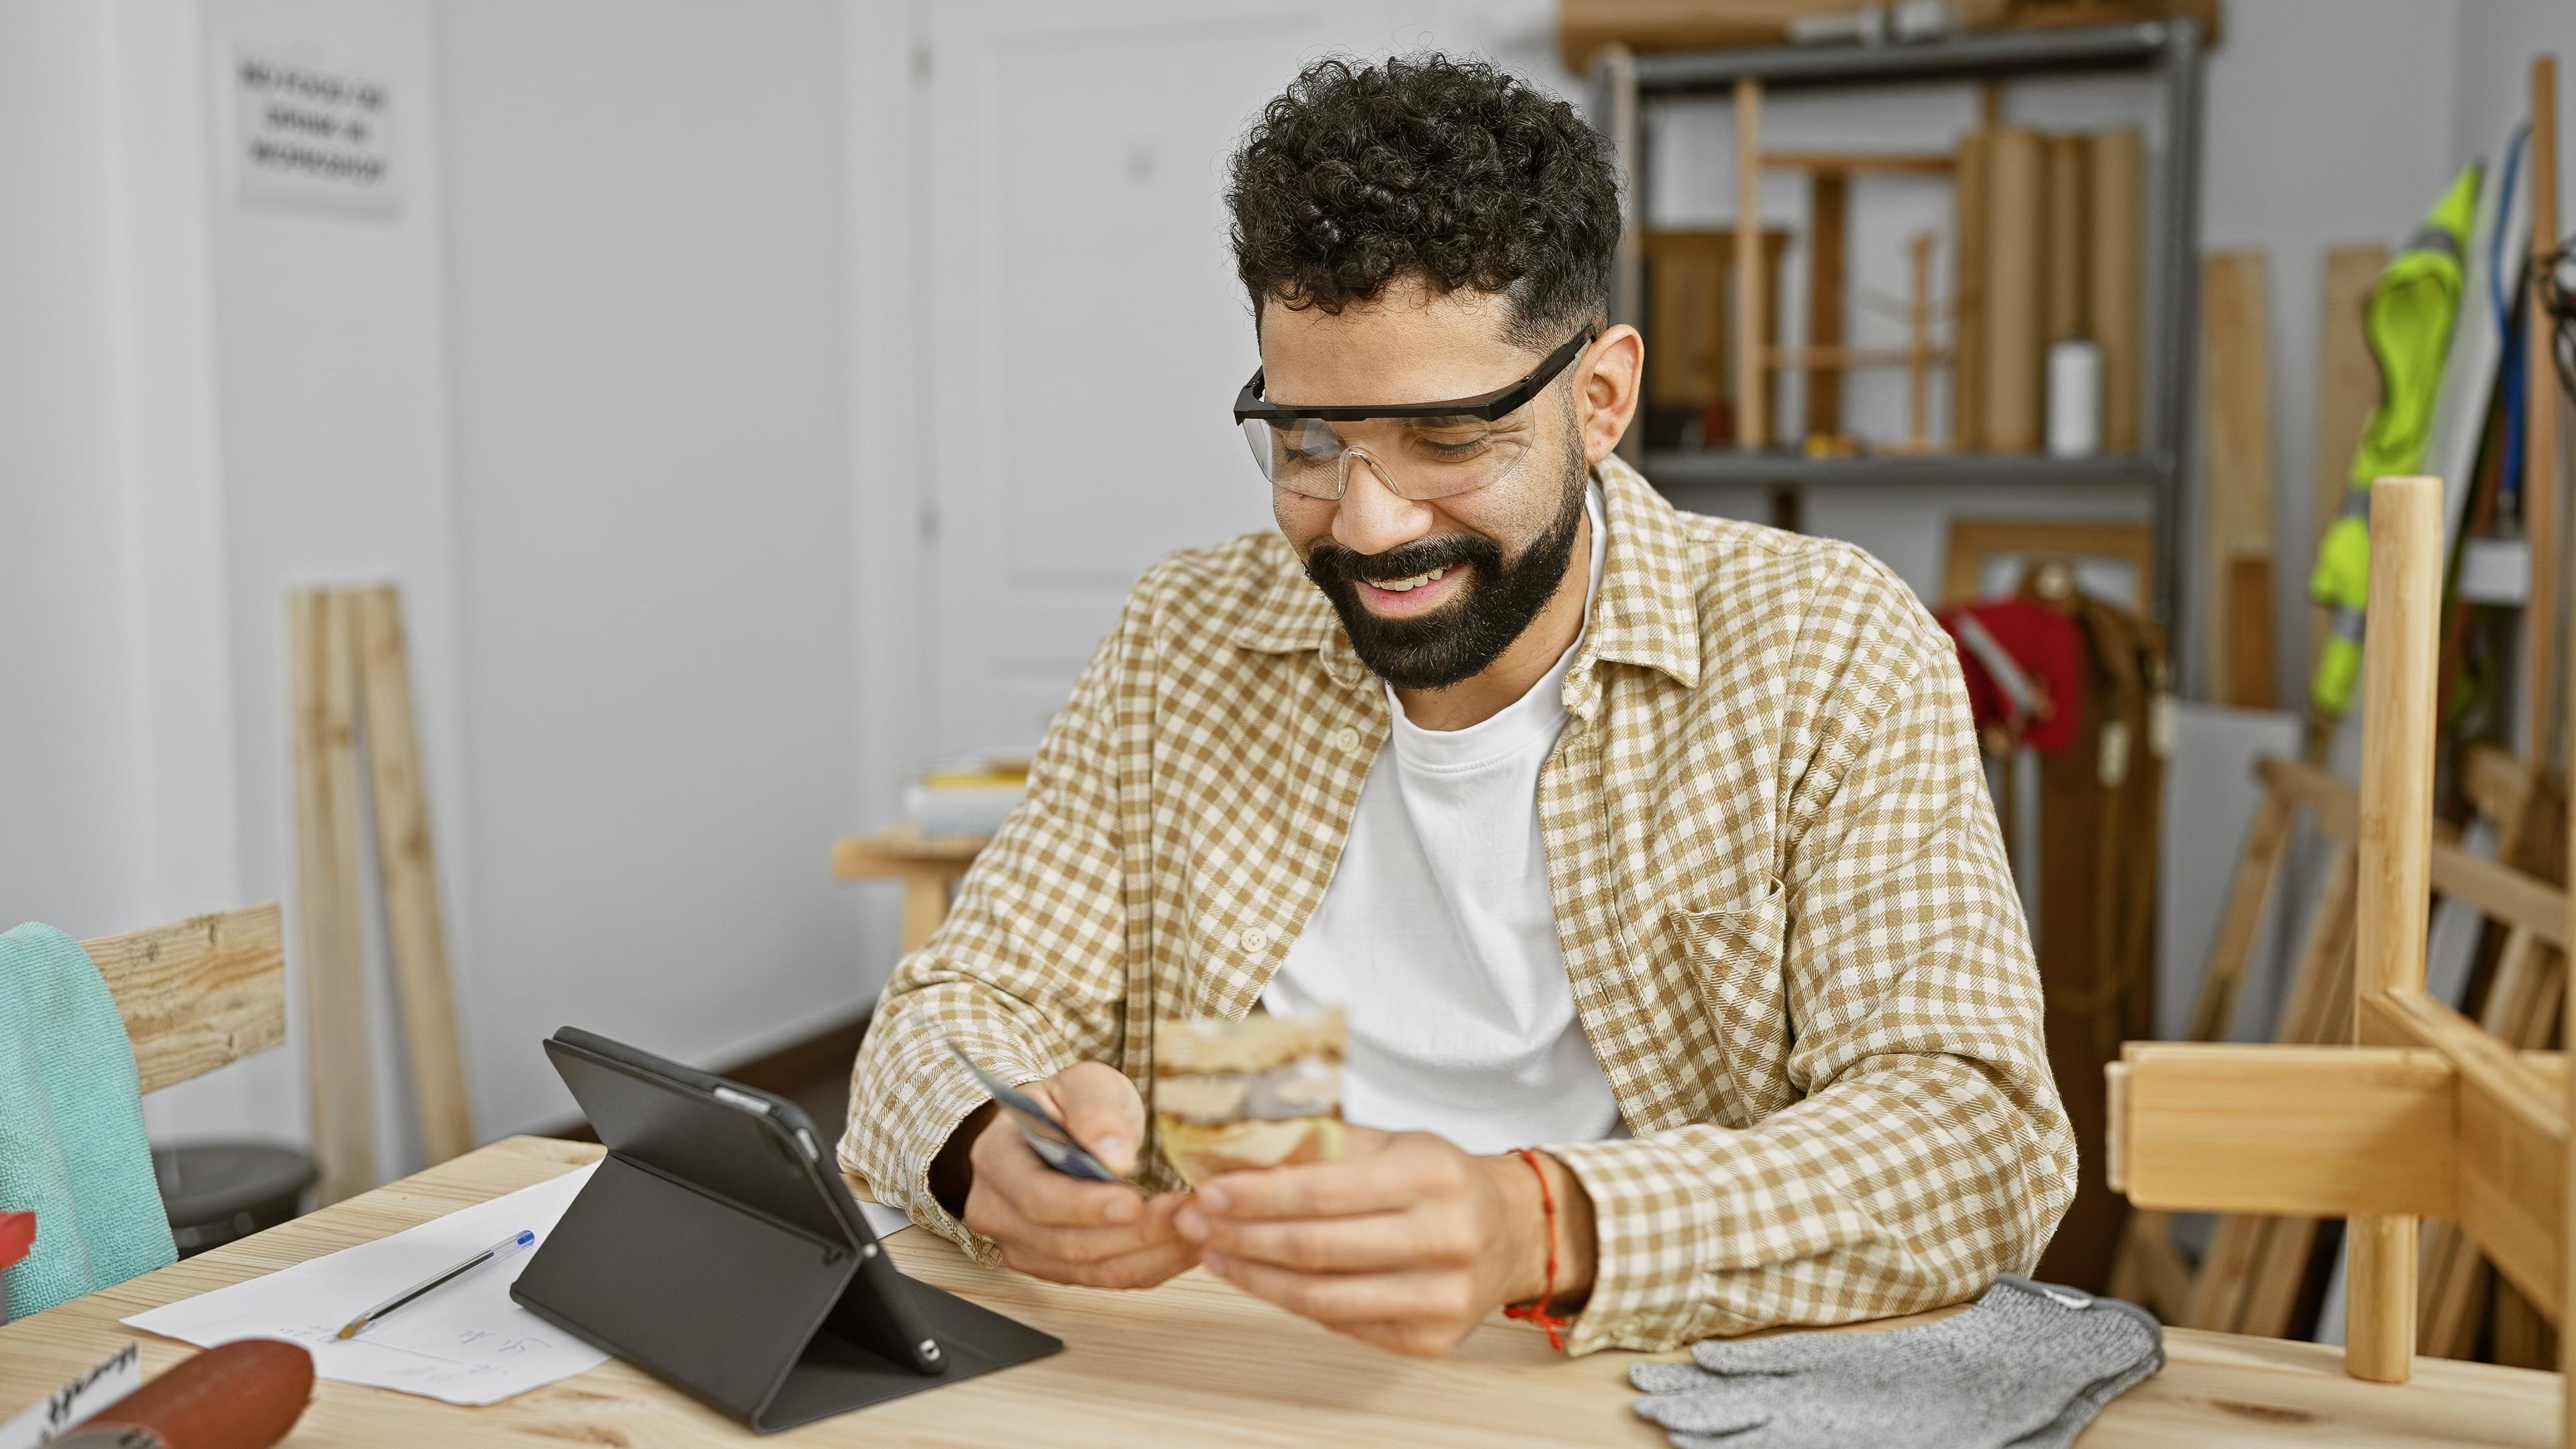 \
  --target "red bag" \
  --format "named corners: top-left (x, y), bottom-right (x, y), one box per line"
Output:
top-left (1935, 597), bottom-right (2085, 753)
